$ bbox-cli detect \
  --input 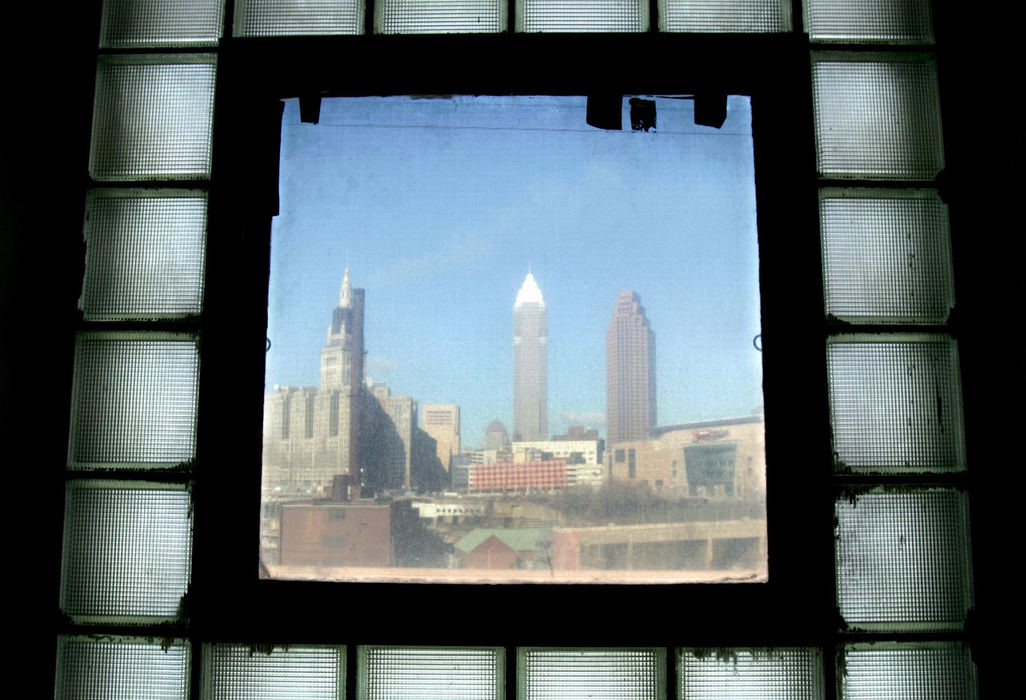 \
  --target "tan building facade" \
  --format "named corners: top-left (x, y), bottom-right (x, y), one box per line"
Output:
top-left (422, 403), bottom-right (460, 471)
top-left (607, 414), bottom-right (766, 500)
